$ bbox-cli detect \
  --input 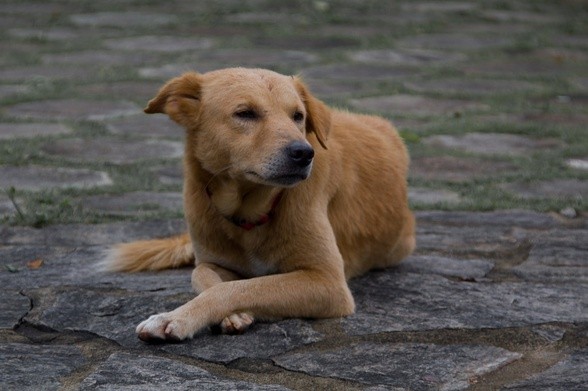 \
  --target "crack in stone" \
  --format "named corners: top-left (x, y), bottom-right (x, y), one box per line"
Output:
top-left (16, 290), bottom-right (33, 328)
